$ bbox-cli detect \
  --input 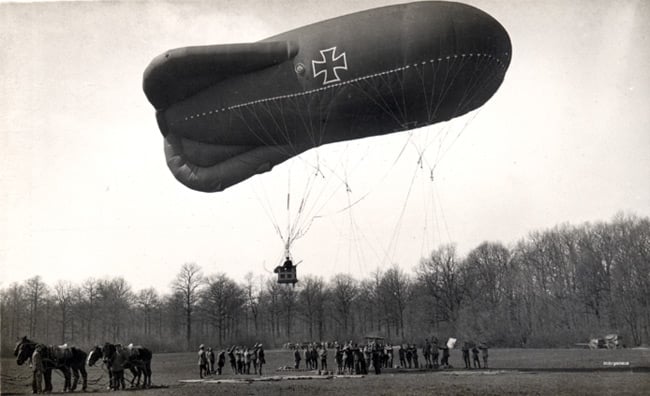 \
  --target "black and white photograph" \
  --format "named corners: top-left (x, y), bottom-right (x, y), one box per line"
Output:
top-left (1, 0), bottom-right (649, 394)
